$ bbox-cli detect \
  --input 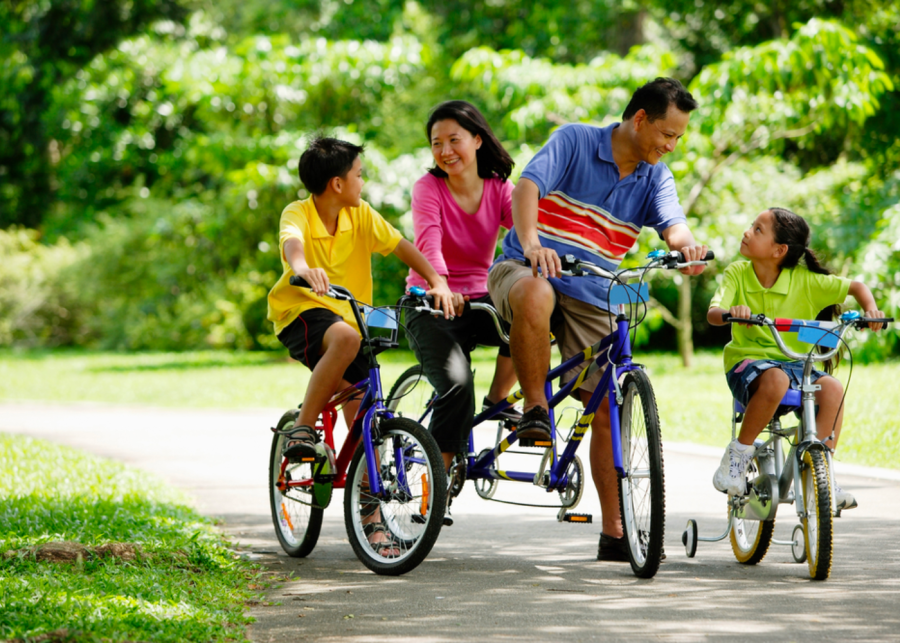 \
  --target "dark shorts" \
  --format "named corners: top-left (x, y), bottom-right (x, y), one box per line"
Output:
top-left (277, 308), bottom-right (369, 384)
top-left (726, 358), bottom-right (828, 409)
